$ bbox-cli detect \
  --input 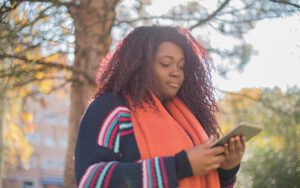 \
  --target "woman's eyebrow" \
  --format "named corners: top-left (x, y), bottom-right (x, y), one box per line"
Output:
top-left (159, 55), bottom-right (184, 61)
